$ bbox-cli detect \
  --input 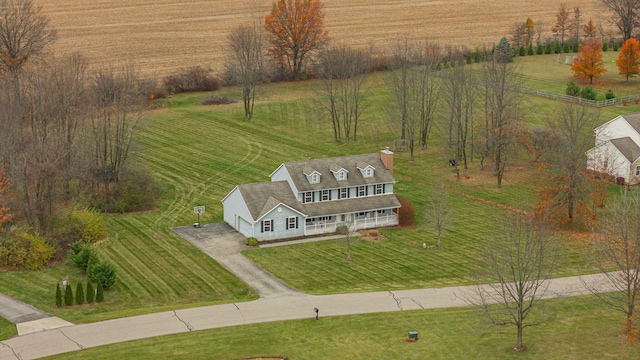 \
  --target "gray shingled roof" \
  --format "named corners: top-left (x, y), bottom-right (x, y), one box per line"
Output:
top-left (302, 194), bottom-right (401, 217)
top-left (622, 113), bottom-right (640, 135)
top-left (237, 181), bottom-right (304, 221)
top-left (610, 137), bottom-right (640, 163)
top-left (282, 153), bottom-right (395, 191)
